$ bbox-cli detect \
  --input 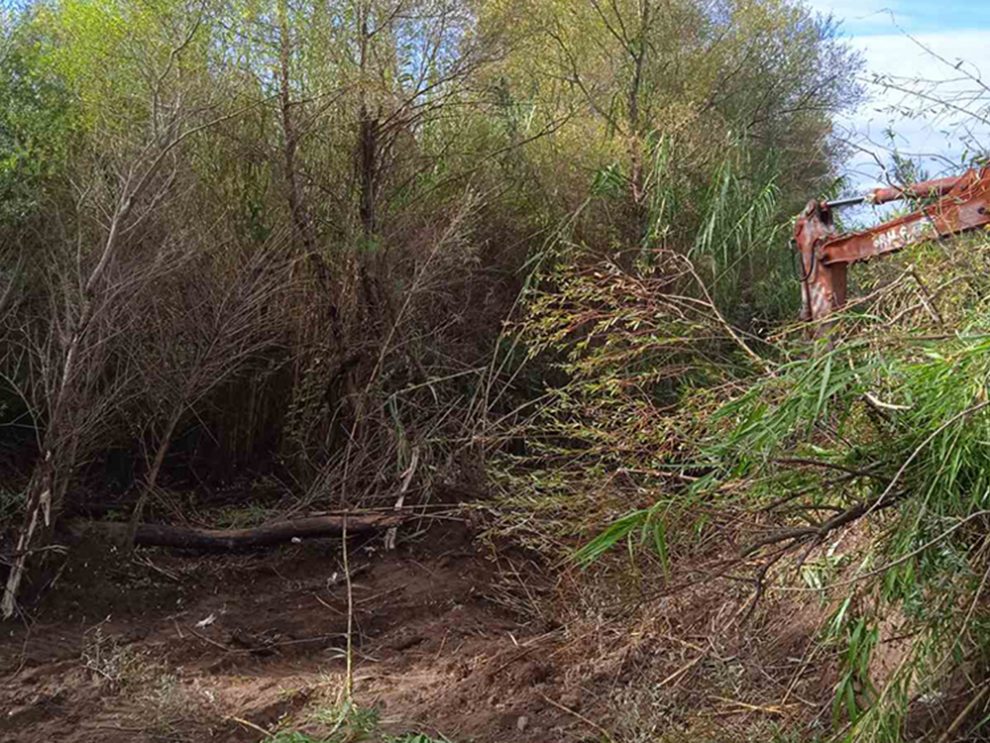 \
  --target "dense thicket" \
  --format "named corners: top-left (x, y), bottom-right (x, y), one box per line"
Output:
top-left (485, 74), bottom-right (990, 743)
top-left (6, 0), bottom-right (990, 735)
top-left (0, 0), bottom-right (858, 613)
top-left (14, 1), bottom-right (988, 740)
